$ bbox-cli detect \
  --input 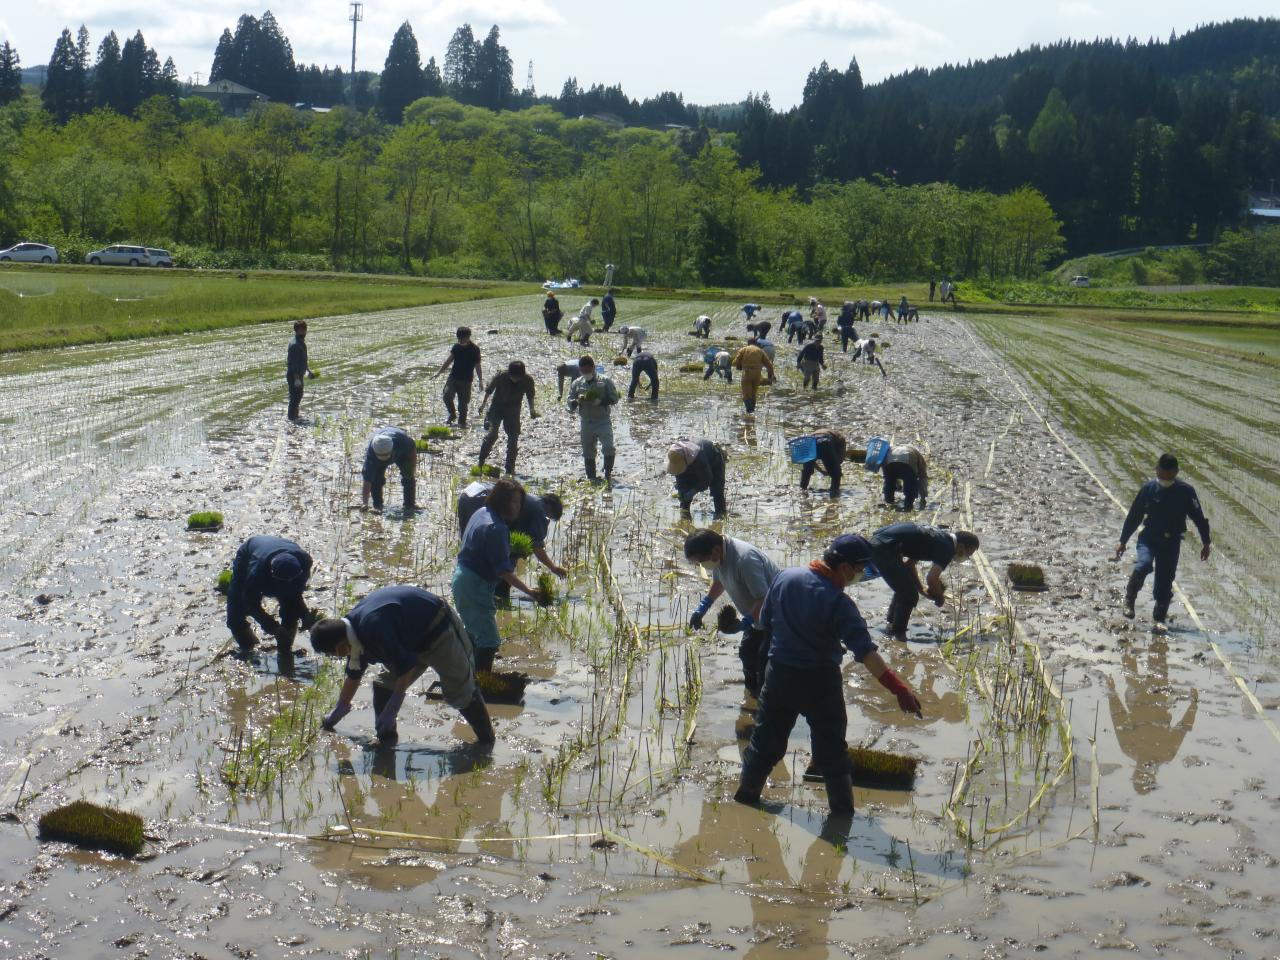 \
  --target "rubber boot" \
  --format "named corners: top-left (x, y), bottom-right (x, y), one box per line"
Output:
top-left (460, 692), bottom-right (496, 746)
top-left (1123, 572), bottom-right (1142, 619)
top-left (371, 683), bottom-right (397, 744)
top-left (230, 622), bottom-right (258, 654)
top-left (474, 647), bottom-right (496, 673)
top-left (505, 437), bottom-right (518, 475)
top-left (824, 771), bottom-right (855, 815)
top-left (584, 455), bottom-right (597, 482)
top-left (734, 761), bottom-right (771, 806)
top-left (603, 454), bottom-right (615, 487)
top-left (403, 477), bottom-right (417, 513)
